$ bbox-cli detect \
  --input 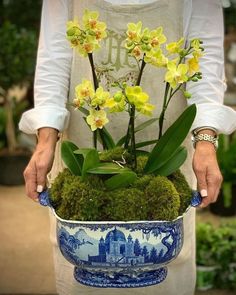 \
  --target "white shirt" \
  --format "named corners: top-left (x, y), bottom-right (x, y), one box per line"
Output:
top-left (19, 0), bottom-right (236, 135)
